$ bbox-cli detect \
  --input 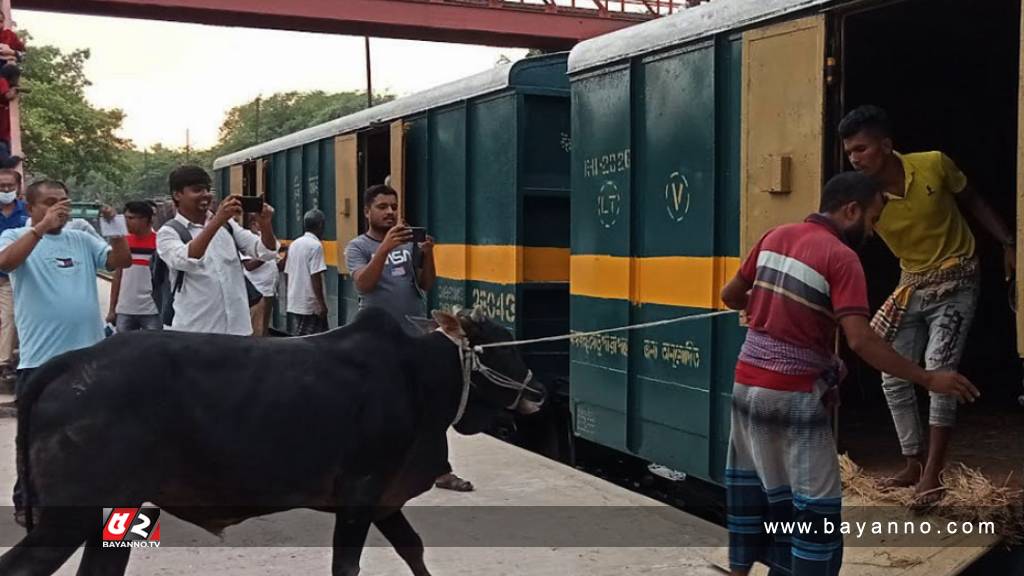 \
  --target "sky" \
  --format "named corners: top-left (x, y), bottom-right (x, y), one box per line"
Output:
top-left (11, 10), bottom-right (529, 150)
